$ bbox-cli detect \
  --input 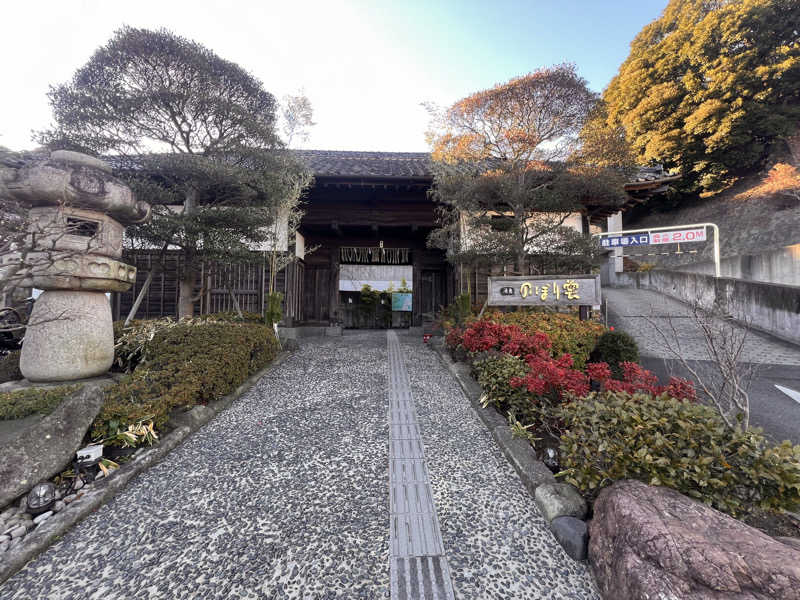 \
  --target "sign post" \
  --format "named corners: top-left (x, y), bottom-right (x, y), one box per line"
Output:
top-left (593, 222), bottom-right (720, 278)
top-left (487, 274), bottom-right (601, 319)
